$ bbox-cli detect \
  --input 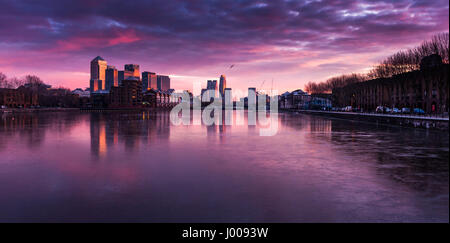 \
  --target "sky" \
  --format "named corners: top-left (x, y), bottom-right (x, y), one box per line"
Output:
top-left (0, 0), bottom-right (448, 94)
